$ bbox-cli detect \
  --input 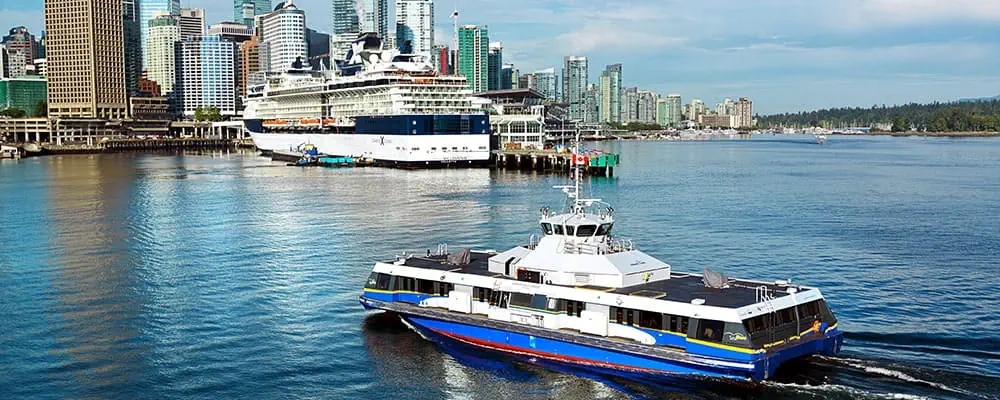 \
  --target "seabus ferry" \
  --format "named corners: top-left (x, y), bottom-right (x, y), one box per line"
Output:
top-left (359, 143), bottom-right (843, 380)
